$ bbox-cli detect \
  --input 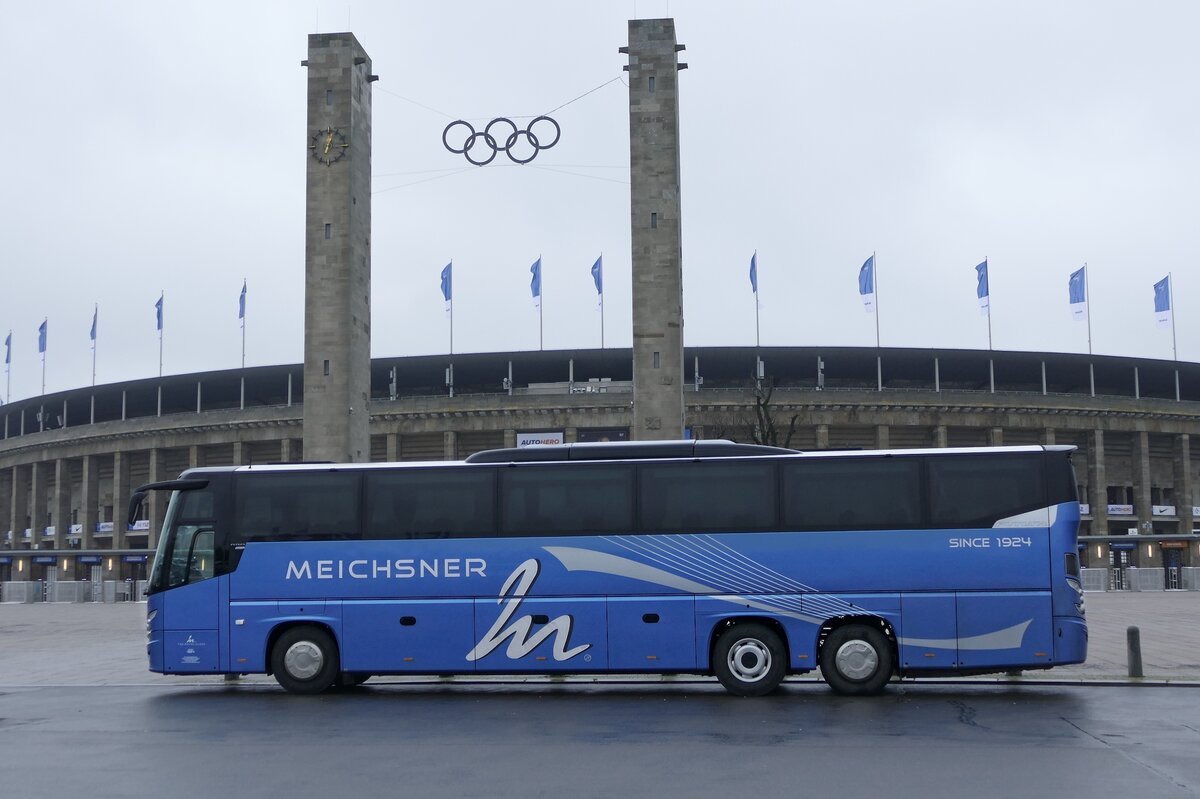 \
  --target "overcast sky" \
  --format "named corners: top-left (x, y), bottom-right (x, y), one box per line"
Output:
top-left (2, 1), bottom-right (1197, 403)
